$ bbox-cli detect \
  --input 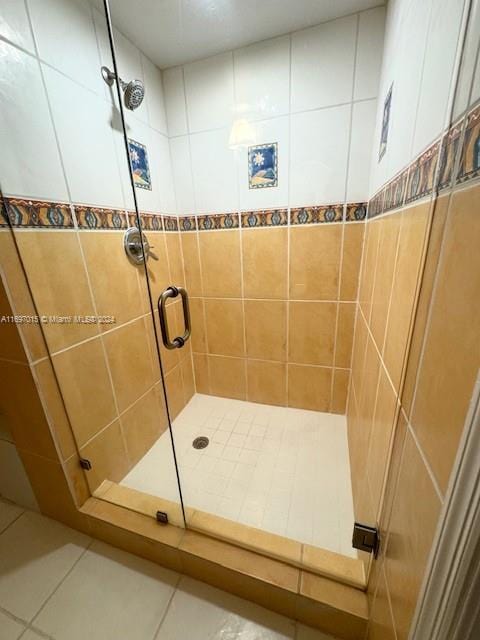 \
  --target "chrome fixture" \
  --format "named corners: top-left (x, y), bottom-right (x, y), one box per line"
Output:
top-left (101, 65), bottom-right (145, 111)
top-left (158, 286), bottom-right (191, 350)
top-left (123, 227), bottom-right (157, 264)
